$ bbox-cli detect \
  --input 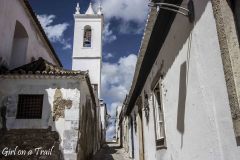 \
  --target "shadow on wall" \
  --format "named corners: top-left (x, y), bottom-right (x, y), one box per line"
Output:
top-left (160, 0), bottom-right (209, 76)
top-left (154, 0), bottom-right (208, 150)
top-left (177, 61), bottom-right (187, 148)
top-left (228, 0), bottom-right (240, 41)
